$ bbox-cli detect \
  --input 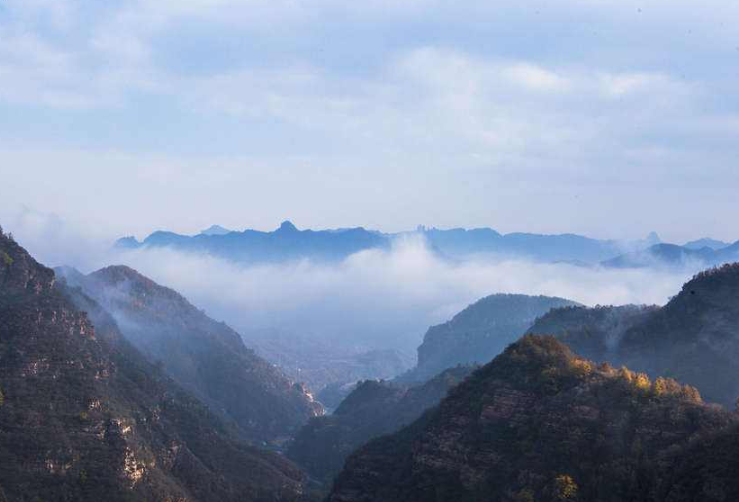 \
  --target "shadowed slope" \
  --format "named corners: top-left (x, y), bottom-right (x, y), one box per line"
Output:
top-left (0, 231), bottom-right (311, 502)
top-left (58, 265), bottom-right (323, 444)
